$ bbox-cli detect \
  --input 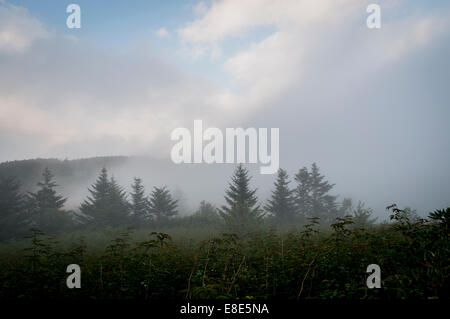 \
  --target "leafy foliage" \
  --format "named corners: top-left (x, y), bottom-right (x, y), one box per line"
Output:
top-left (0, 206), bottom-right (448, 299)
